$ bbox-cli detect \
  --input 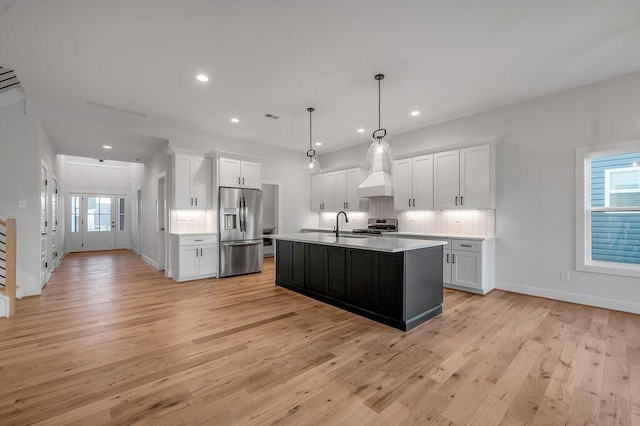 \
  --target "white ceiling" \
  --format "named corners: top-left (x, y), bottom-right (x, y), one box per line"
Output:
top-left (1, 0), bottom-right (640, 161)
